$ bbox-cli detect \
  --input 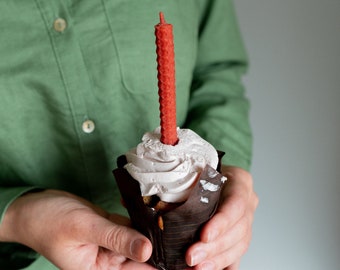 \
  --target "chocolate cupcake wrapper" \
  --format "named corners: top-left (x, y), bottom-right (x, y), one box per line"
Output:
top-left (113, 151), bottom-right (226, 270)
